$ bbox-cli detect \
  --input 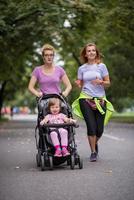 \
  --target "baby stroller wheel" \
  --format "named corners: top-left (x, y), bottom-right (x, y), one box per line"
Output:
top-left (36, 152), bottom-right (41, 167)
top-left (49, 156), bottom-right (53, 170)
top-left (70, 155), bottom-right (75, 170)
top-left (78, 156), bottom-right (83, 169)
top-left (67, 158), bottom-right (71, 166)
top-left (41, 154), bottom-right (46, 171)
